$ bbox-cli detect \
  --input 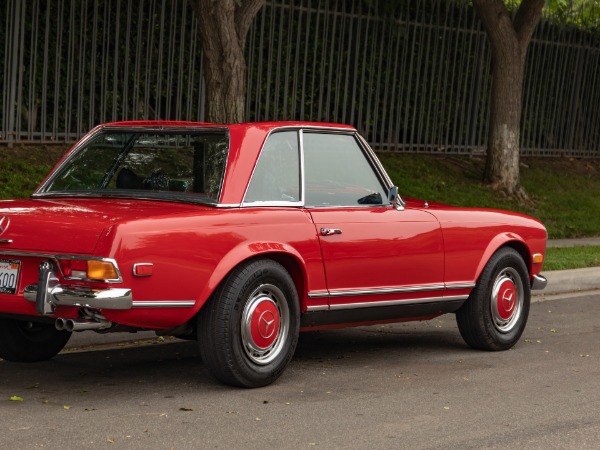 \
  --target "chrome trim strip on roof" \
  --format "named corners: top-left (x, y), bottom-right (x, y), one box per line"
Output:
top-left (329, 295), bottom-right (469, 311)
top-left (132, 301), bottom-right (196, 308)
